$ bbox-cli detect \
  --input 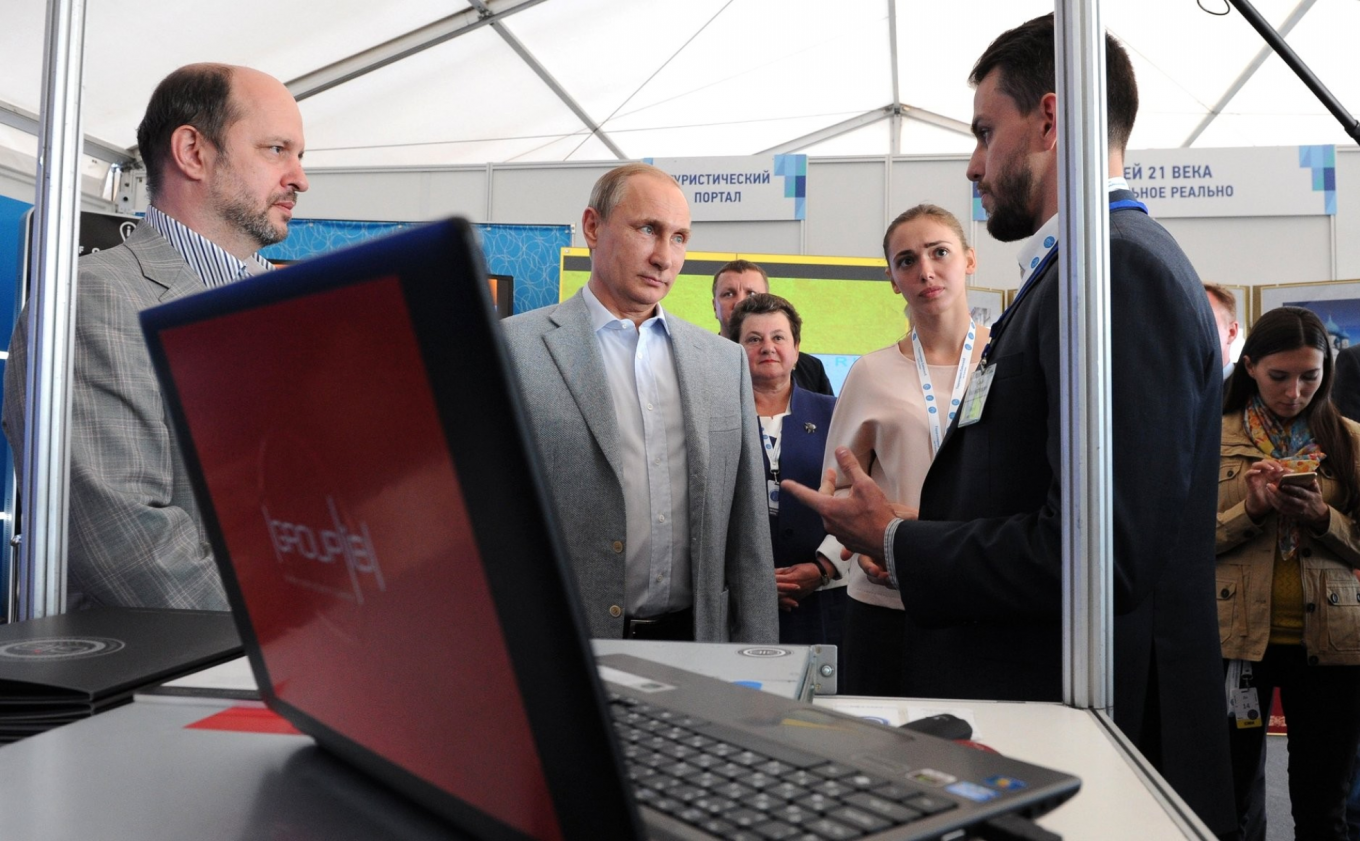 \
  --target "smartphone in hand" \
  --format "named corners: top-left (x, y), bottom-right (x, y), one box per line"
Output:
top-left (1278, 471), bottom-right (1318, 488)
